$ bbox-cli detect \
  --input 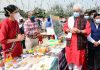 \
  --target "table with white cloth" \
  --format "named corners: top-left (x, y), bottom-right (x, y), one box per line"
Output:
top-left (0, 40), bottom-right (68, 70)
